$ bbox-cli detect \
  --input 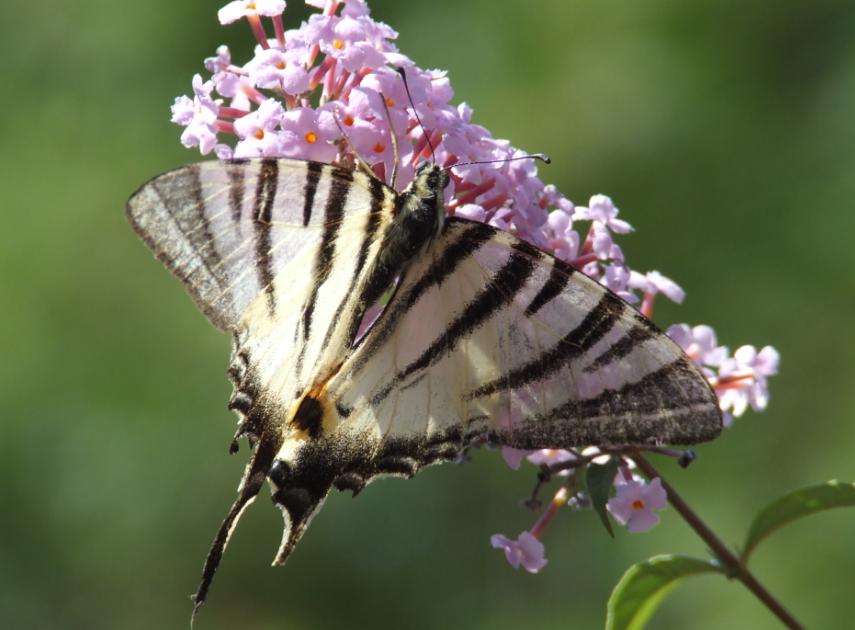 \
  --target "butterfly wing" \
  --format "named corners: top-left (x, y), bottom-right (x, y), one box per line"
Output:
top-left (126, 158), bottom-right (393, 333)
top-left (127, 158), bottom-right (401, 607)
top-left (325, 217), bottom-right (721, 468)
